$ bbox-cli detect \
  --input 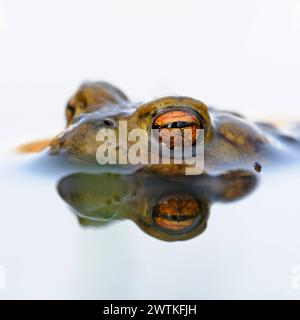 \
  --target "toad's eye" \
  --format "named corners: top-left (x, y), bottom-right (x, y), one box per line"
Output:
top-left (152, 193), bottom-right (203, 234)
top-left (152, 109), bottom-right (204, 149)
